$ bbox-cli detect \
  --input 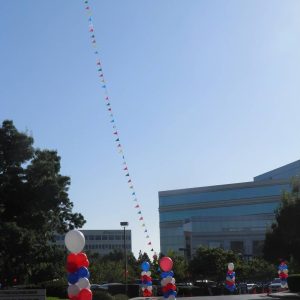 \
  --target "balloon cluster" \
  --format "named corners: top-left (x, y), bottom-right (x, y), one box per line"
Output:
top-left (225, 263), bottom-right (236, 293)
top-left (140, 261), bottom-right (152, 297)
top-left (278, 261), bottom-right (288, 288)
top-left (65, 230), bottom-right (92, 300)
top-left (159, 257), bottom-right (176, 300)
